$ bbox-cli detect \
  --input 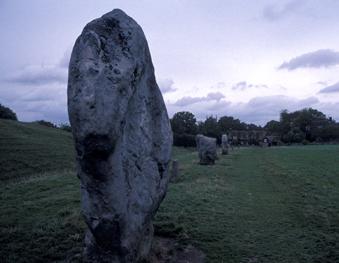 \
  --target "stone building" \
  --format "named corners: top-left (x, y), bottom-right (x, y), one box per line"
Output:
top-left (228, 130), bottom-right (267, 146)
